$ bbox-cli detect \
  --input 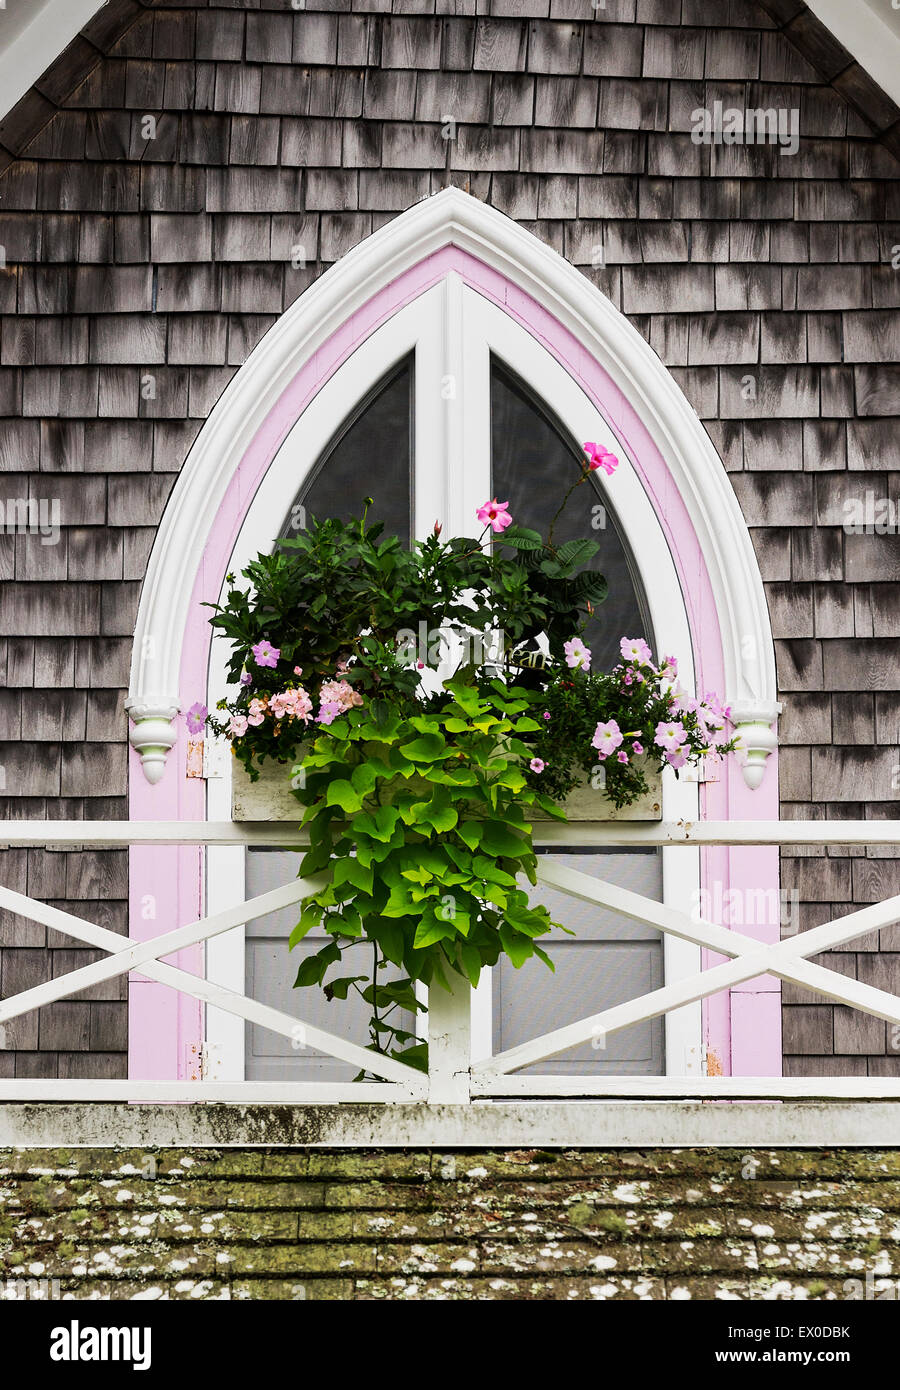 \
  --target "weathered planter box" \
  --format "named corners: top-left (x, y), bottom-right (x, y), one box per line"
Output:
top-left (232, 754), bottom-right (662, 822)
